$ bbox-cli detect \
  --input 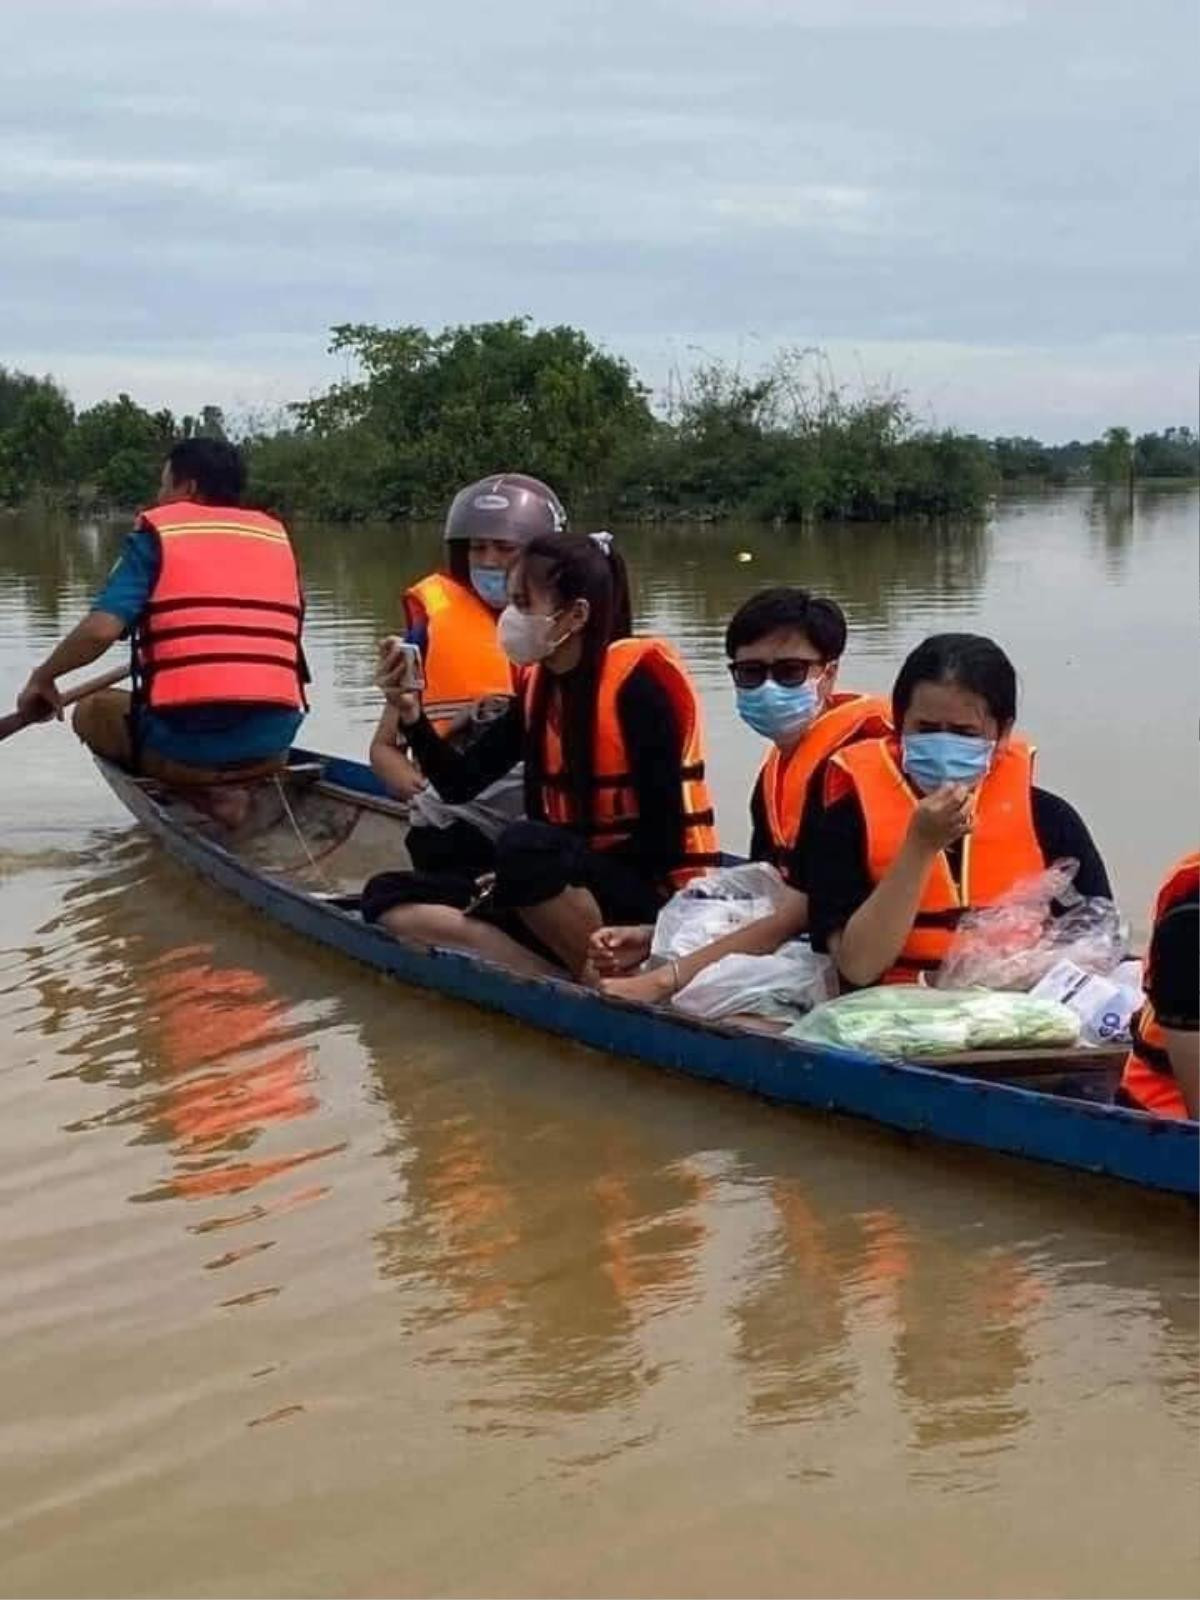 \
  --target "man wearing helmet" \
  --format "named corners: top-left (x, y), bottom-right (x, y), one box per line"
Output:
top-left (369, 473), bottom-right (568, 876)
